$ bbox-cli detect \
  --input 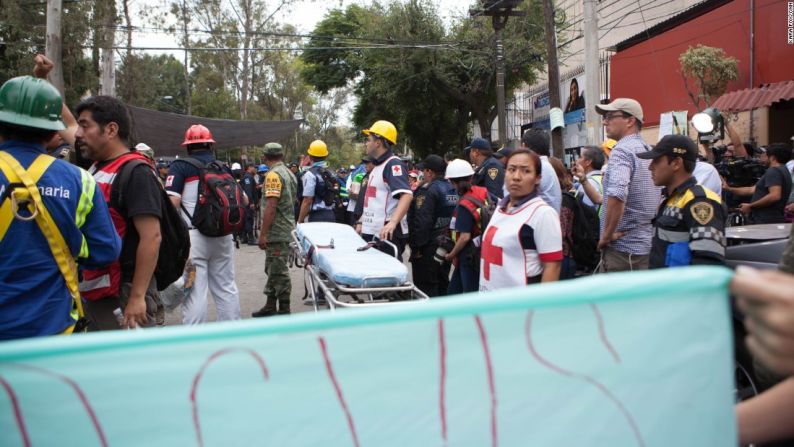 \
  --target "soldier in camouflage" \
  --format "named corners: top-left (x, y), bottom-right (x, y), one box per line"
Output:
top-left (253, 142), bottom-right (298, 317)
